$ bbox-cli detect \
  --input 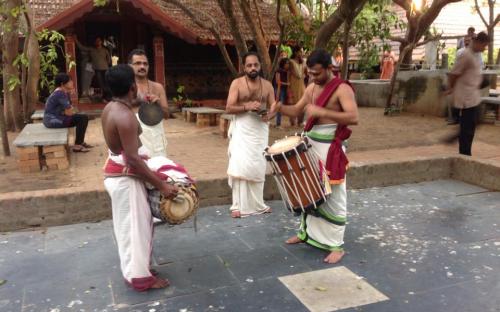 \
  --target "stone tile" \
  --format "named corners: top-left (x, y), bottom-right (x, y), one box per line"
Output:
top-left (219, 246), bottom-right (310, 283)
top-left (279, 266), bottom-right (389, 312)
top-left (153, 227), bottom-right (251, 264)
top-left (21, 275), bottom-right (112, 312)
top-left (413, 179), bottom-right (488, 197)
top-left (0, 283), bottom-right (23, 312)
